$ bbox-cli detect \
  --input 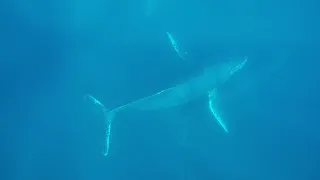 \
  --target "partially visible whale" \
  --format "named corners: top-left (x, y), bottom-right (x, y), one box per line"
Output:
top-left (85, 56), bottom-right (248, 156)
